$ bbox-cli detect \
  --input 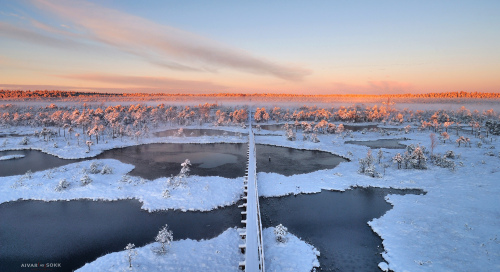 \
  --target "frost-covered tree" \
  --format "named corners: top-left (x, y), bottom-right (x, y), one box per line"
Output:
top-left (125, 243), bottom-right (137, 269)
top-left (155, 224), bottom-right (174, 254)
top-left (180, 159), bottom-right (191, 178)
top-left (377, 149), bottom-right (383, 163)
top-left (285, 128), bottom-right (296, 141)
top-left (441, 132), bottom-right (450, 143)
top-left (55, 179), bottom-right (70, 191)
top-left (393, 153), bottom-right (403, 169)
top-left (310, 133), bottom-right (320, 143)
top-left (274, 224), bottom-right (288, 243)
top-left (359, 149), bottom-right (380, 177)
top-left (335, 124), bottom-right (344, 134)
top-left (430, 133), bottom-right (437, 155)
top-left (86, 140), bottom-right (93, 152)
